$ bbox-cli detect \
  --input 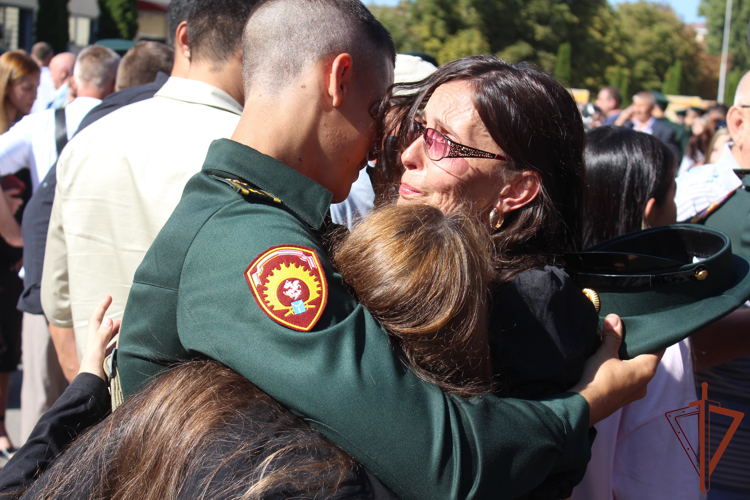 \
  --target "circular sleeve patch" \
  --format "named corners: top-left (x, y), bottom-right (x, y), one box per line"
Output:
top-left (244, 245), bottom-right (328, 331)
